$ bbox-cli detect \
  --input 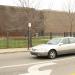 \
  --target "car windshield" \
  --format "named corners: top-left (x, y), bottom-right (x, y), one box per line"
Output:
top-left (47, 38), bottom-right (61, 45)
